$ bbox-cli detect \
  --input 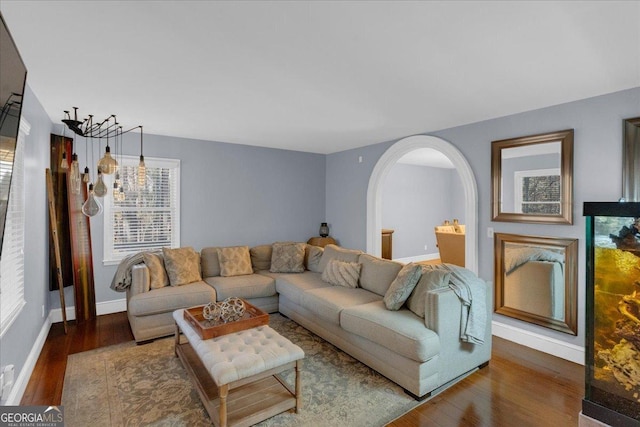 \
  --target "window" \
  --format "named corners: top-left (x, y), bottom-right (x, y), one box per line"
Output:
top-left (103, 155), bottom-right (180, 265)
top-left (514, 168), bottom-right (561, 215)
top-left (0, 119), bottom-right (29, 337)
